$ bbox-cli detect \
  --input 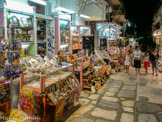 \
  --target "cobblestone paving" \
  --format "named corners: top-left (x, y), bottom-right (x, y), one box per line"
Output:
top-left (65, 67), bottom-right (162, 122)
